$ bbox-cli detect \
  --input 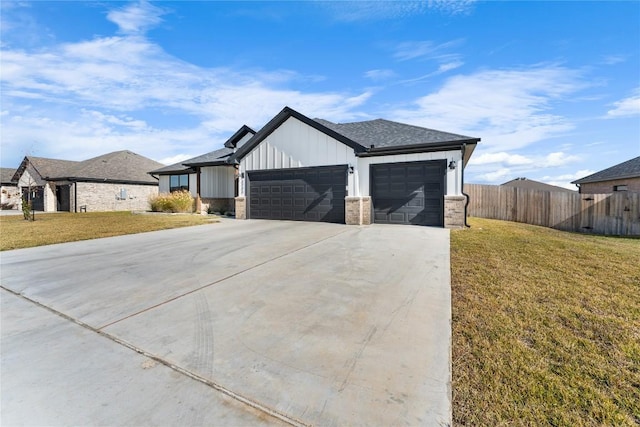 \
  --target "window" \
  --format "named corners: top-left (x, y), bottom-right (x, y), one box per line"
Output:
top-left (169, 174), bottom-right (189, 192)
top-left (614, 185), bottom-right (628, 192)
